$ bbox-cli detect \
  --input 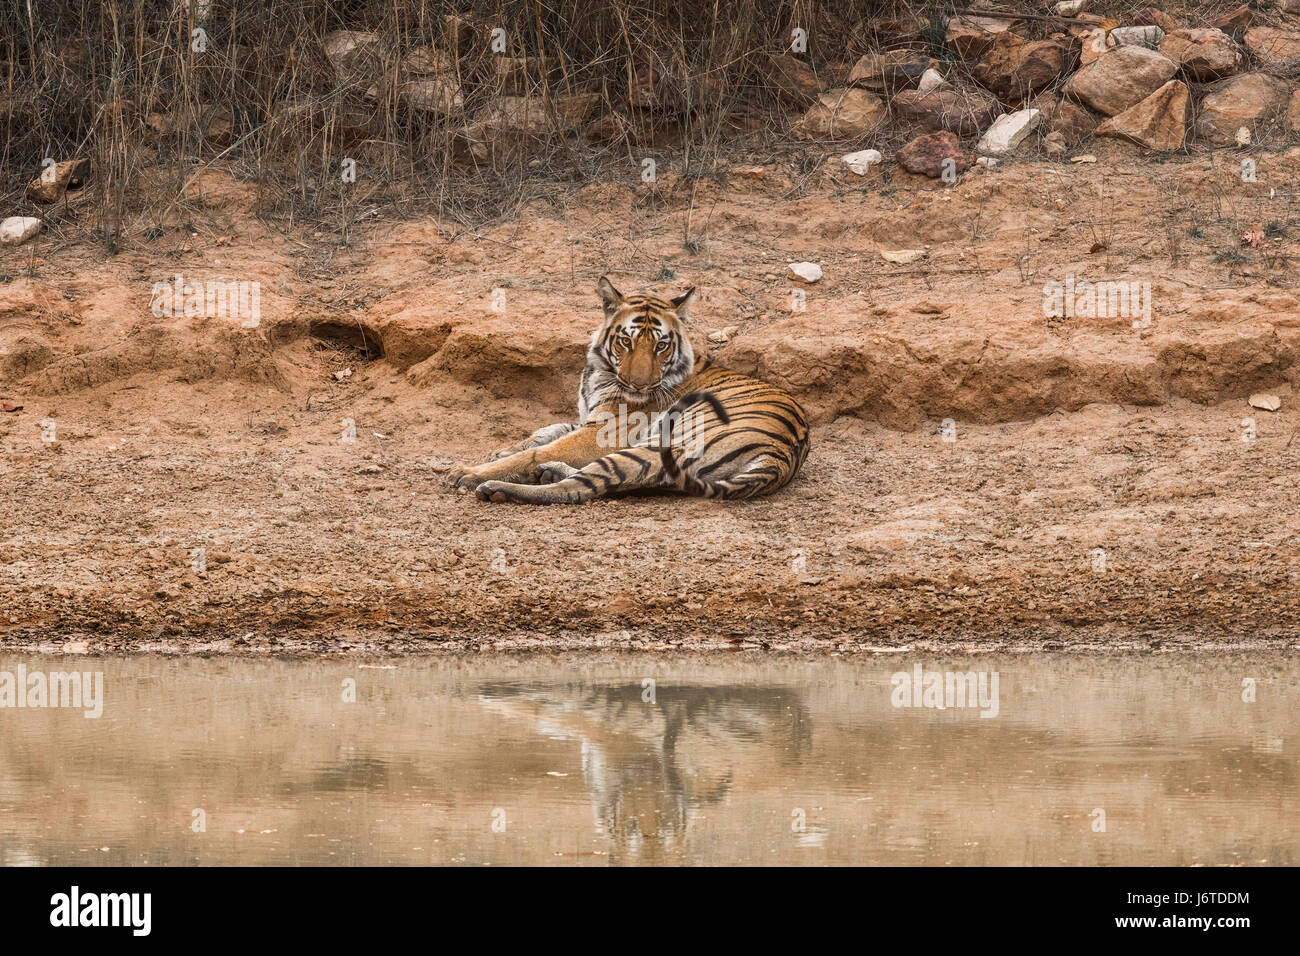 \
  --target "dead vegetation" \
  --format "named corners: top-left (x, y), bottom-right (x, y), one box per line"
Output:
top-left (6, 0), bottom-right (1298, 251)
